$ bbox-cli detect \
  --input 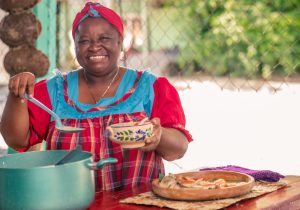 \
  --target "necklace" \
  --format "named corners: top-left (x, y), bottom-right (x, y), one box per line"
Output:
top-left (83, 68), bottom-right (119, 104)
